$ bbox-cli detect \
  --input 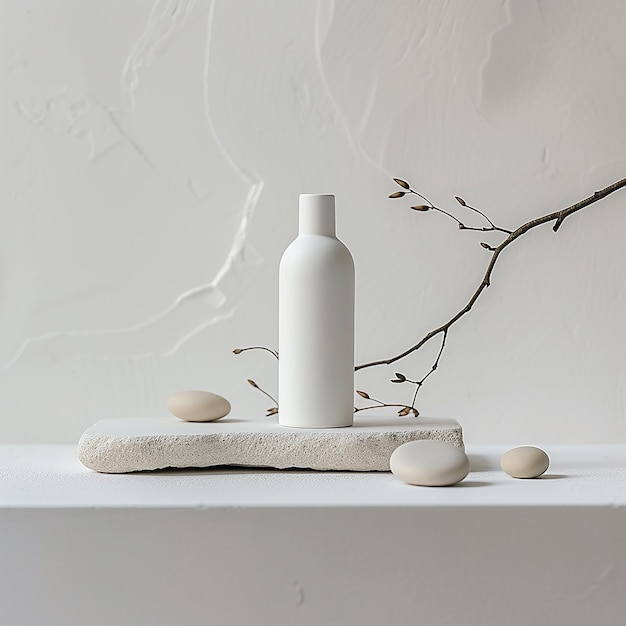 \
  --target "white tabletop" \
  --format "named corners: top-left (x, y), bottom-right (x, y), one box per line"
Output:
top-left (2, 444), bottom-right (625, 508)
